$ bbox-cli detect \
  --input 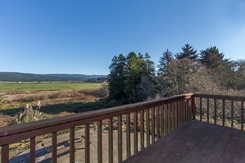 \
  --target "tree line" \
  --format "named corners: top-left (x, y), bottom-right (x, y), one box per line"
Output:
top-left (108, 44), bottom-right (245, 103)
